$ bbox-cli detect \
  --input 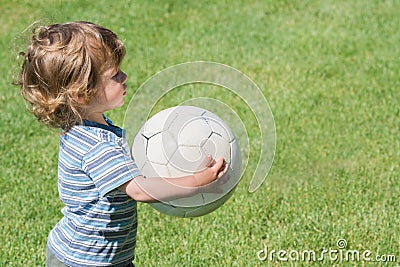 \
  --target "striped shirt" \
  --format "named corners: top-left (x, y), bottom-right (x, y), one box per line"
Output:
top-left (47, 117), bottom-right (141, 267)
